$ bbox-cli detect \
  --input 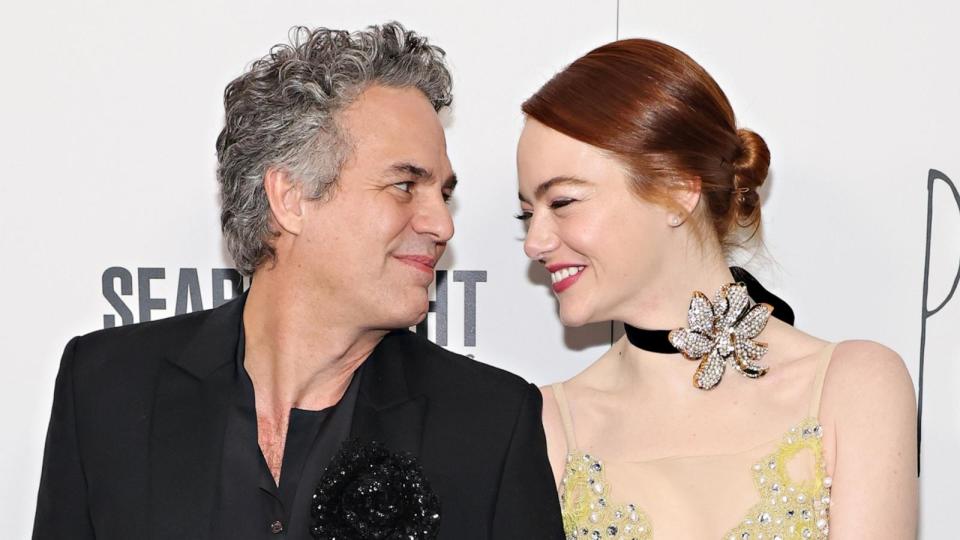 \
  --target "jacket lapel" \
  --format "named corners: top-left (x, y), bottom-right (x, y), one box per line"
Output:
top-left (148, 293), bottom-right (246, 539)
top-left (350, 331), bottom-right (427, 457)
